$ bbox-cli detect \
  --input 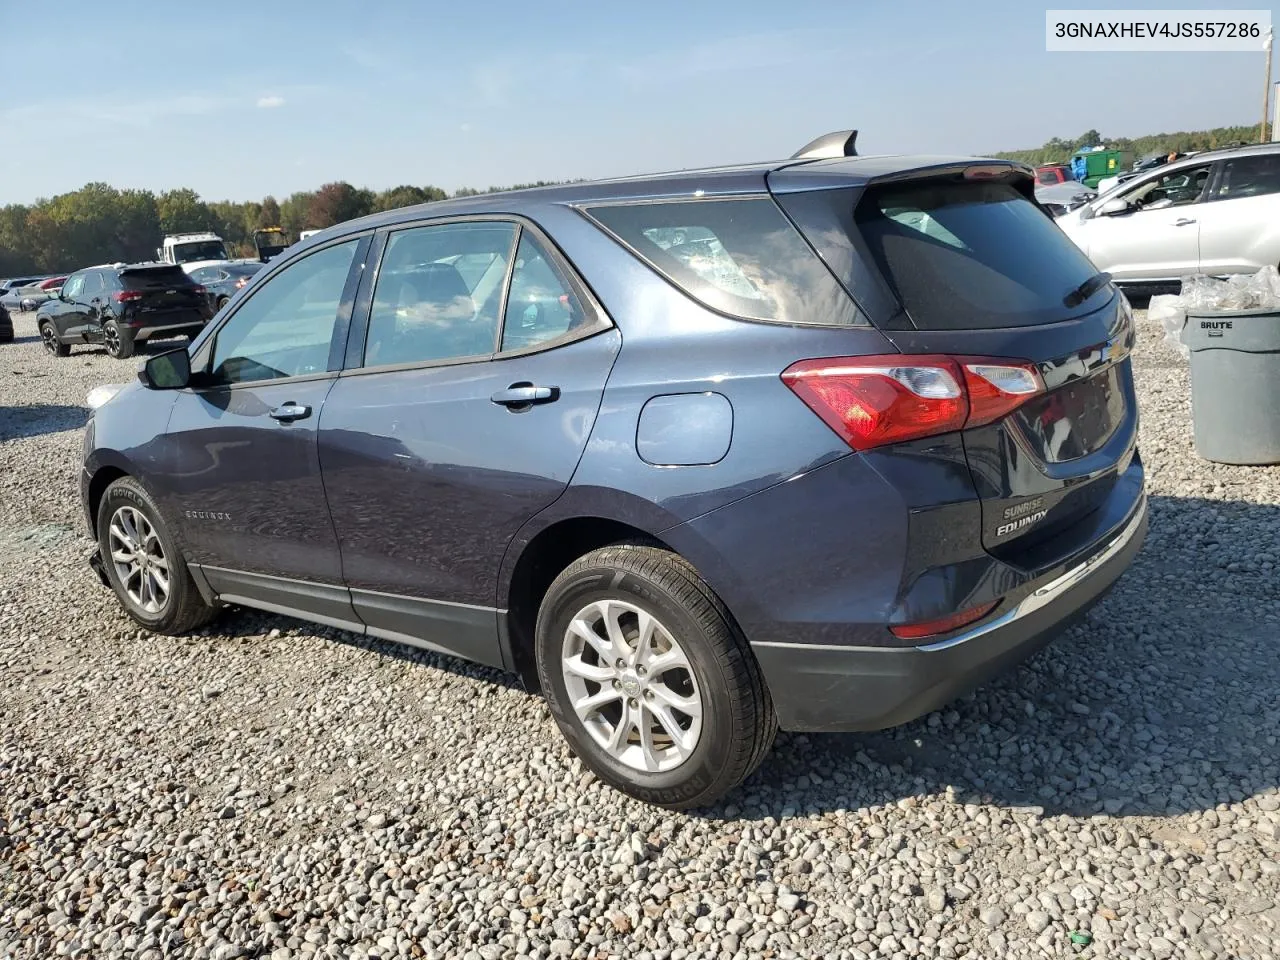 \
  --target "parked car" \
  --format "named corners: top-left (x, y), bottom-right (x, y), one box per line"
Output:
top-left (37, 263), bottom-right (212, 359)
top-left (0, 276), bottom-right (51, 311)
top-left (189, 262), bottom-right (264, 313)
top-left (13, 275), bottom-right (69, 312)
top-left (0, 302), bottom-right (12, 343)
top-left (1035, 163), bottom-right (1073, 185)
top-left (1057, 142), bottom-right (1280, 290)
top-left (81, 136), bottom-right (1147, 808)
top-left (1036, 180), bottom-right (1097, 217)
